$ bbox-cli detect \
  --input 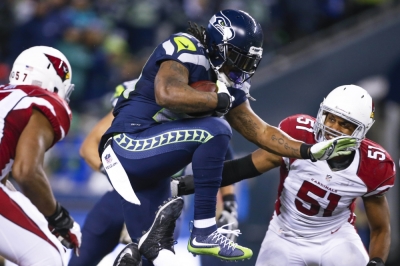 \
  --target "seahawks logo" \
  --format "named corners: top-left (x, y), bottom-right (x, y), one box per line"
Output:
top-left (209, 13), bottom-right (235, 41)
